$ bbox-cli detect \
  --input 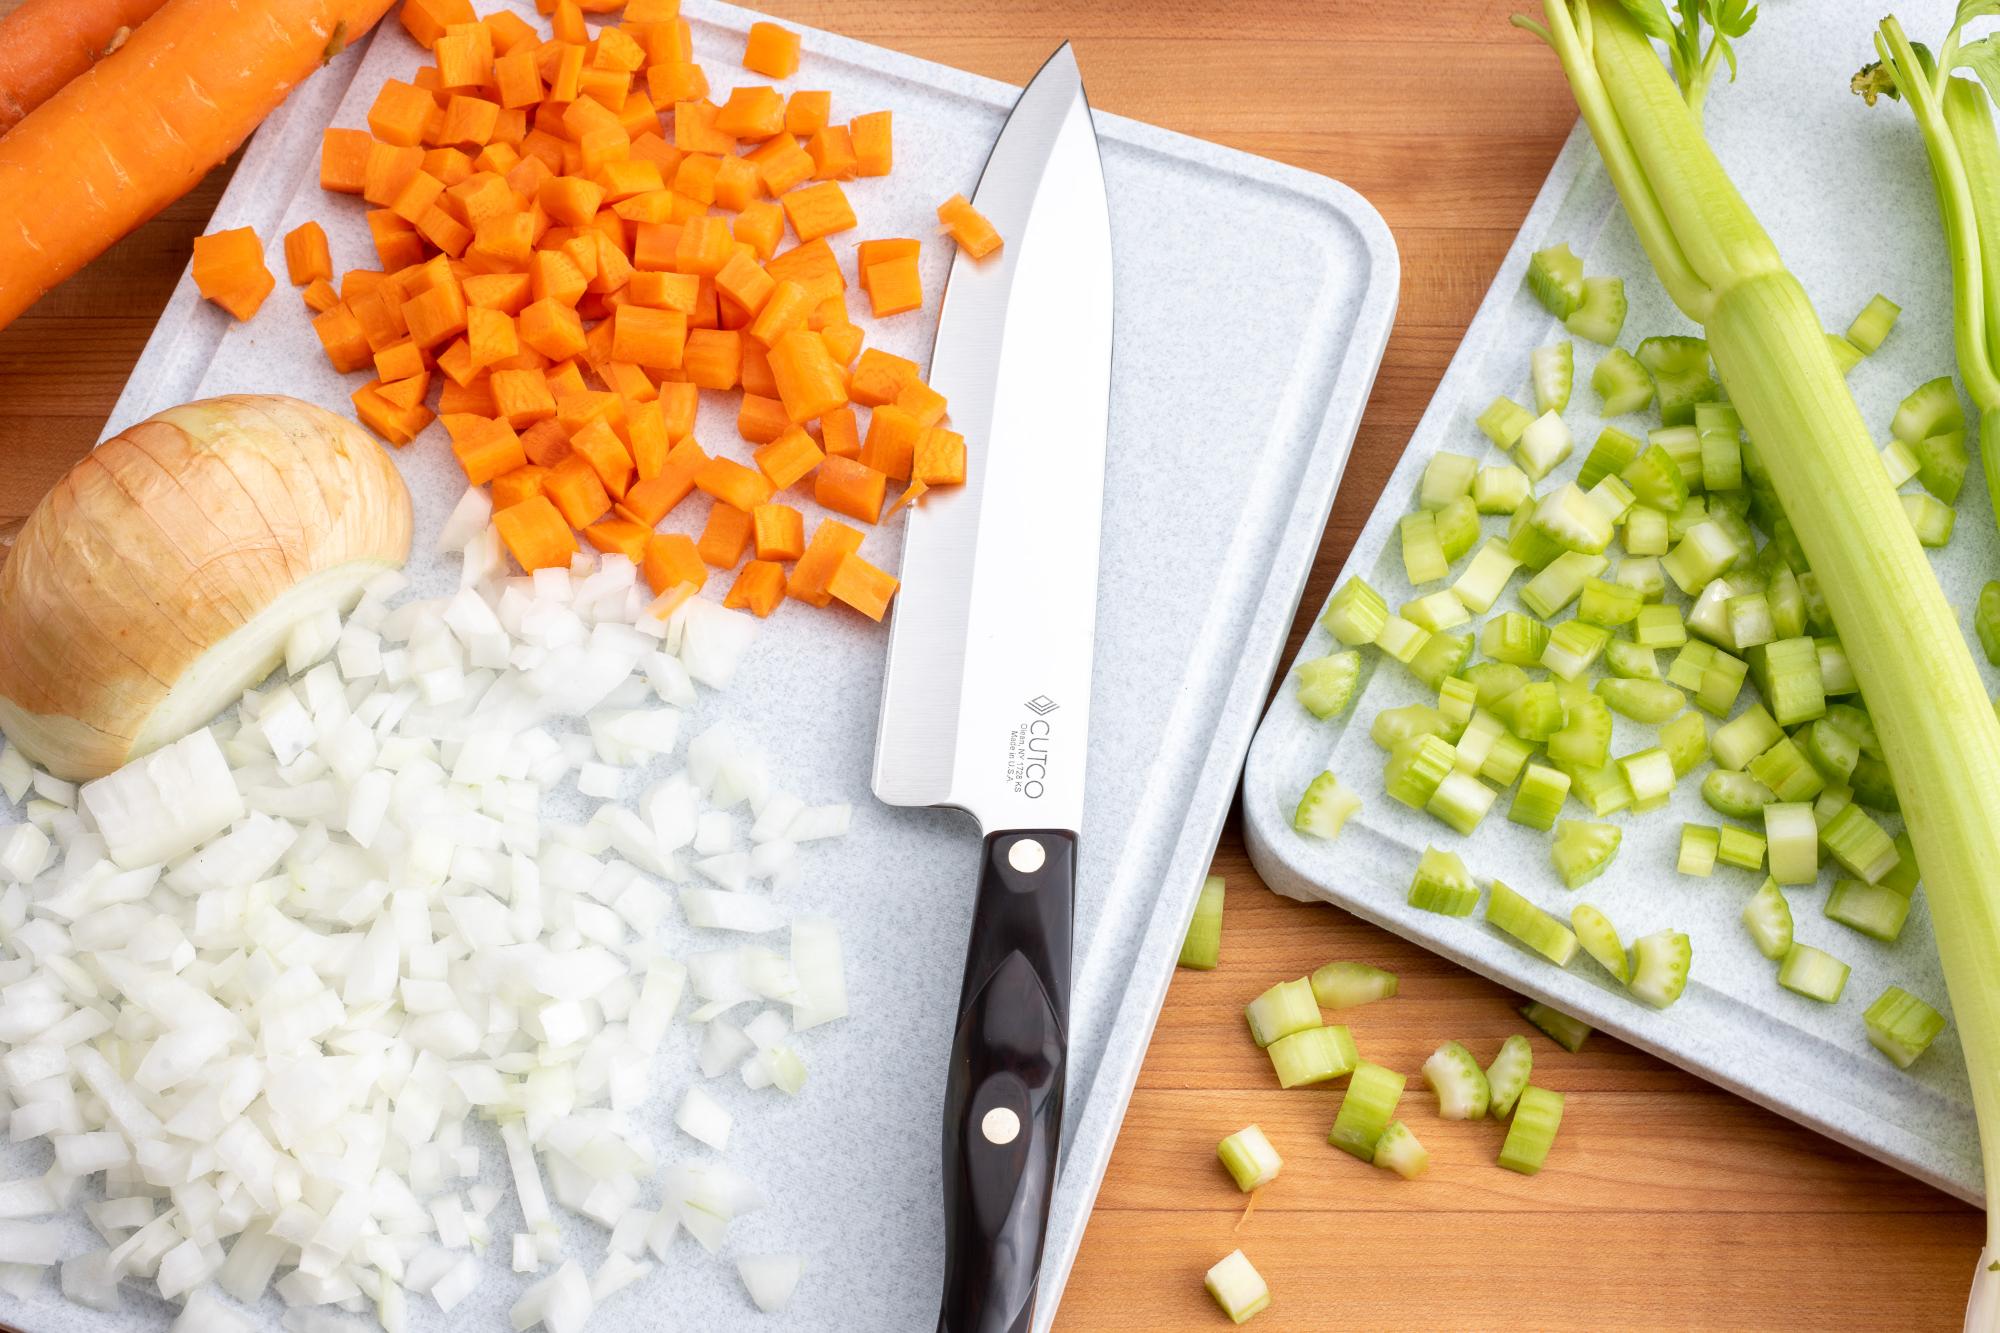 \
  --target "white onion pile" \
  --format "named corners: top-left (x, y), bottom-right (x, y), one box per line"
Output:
top-left (0, 491), bottom-right (847, 1328)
